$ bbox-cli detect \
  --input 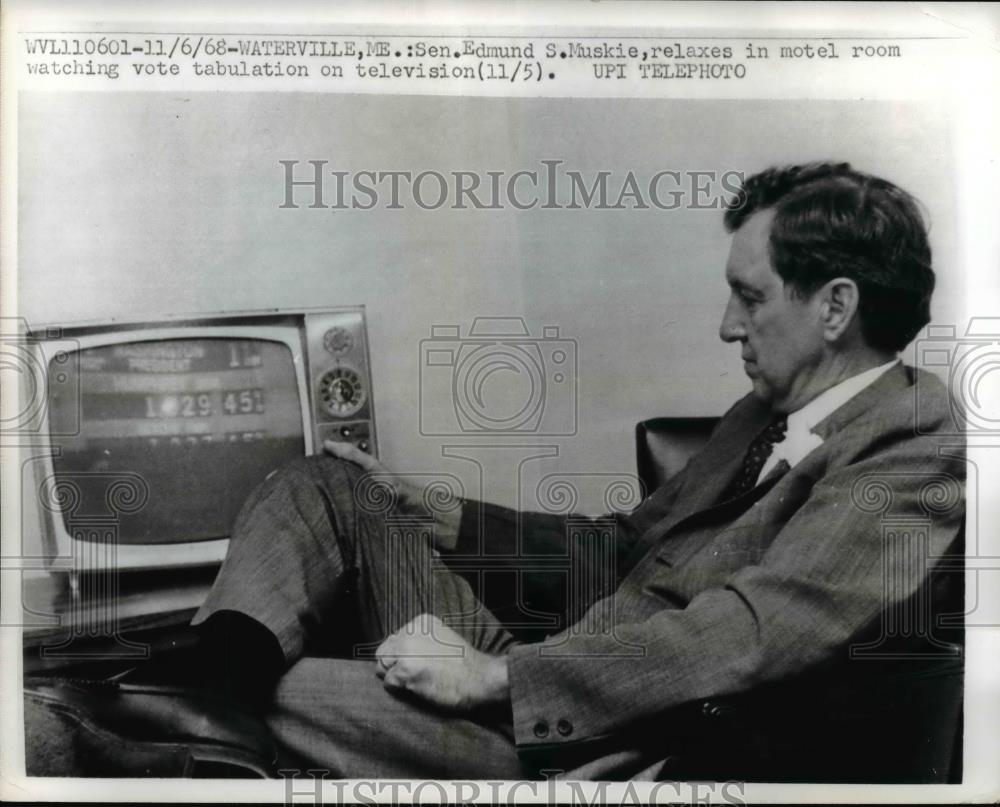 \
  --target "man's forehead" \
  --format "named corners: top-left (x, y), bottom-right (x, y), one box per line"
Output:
top-left (726, 208), bottom-right (778, 285)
